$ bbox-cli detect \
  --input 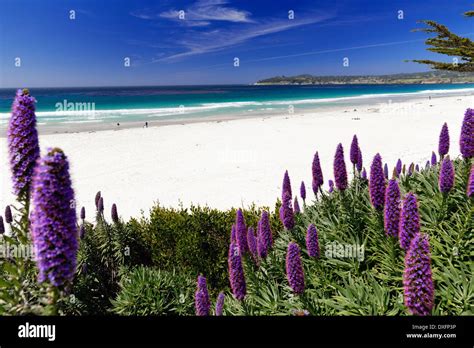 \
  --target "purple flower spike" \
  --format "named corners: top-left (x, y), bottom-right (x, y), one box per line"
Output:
top-left (215, 292), bottom-right (225, 316)
top-left (396, 159), bottom-right (402, 177)
top-left (438, 122), bottom-right (450, 157)
top-left (294, 197), bottom-right (301, 213)
top-left (8, 89), bottom-right (40, 198)
top-left (195, 275), bottom-right (211, 316)
top-left (384, 163), bottom-right (389, 179)
top-left (98, 197), bottom-right (104, 213)
top-left (459, 108), bottom-right (473, 159)
top-left (247, 227), bottom-right (258, 262)
top-left (305, 224), bottom-right (320, 258)
top-left (312, 152), bottom-right (323, 195)
top-left (5, 206), bottom-right (13, 224)
top-left (282, 170), bottom-right (292, 201)
top-left (279, 192), bottom-right (295, 230)
top-left (228, 242), bottom-right (246, 301)
top-left (328, 180), bottom-right (334, 193)
top-left (384, 179), bottom-right (401, 237)
top-left (30, 148), bottom-right (77, 287)
top-left (94, 191), bottom-right (101, 209)
top-left (111, 203), bottom-right (119, 223)
top-left (286, 242), bottom-right (305, 295)
top-left (403, 233), bottom-right (434, 316)
top-left (408, 163), bottom-right (415, 176)
top-left (230, 224), bottom-right (237, 243)
top-left (80, 224), bottom-right (85, 239)
top-left (356, 148), bottom-right (363, 173)
top-left (439, 157), bottom-right (455, 193)
top-left (369, 153), bottom-right (386, 210)
top-left (257, 210), bottom-right (273, 258)
top-left (399, 192), bottom-right (420, 251)
top-left (80, 207), bottom-right (85, 220)
top-left (333, 143), bottom-right (348, 191)
top-left (431, 152), bottom-right (437, 166)
top-left (415, 164), bottom-right (420, 172)
top-left (425, 161), bottom-right (430, 170)
top-left (467, 164), bottom-right (474, 197)
top-left (235, 209), bottom-right (248, 254)
top-left (0, 217), bottom-right (4, 235)
top-left (350, 135), bottom-right (359, 165)
top-left (361, 168), bottom-right (367, 180)
top-left (300, 181), bottom-right (306, 202)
